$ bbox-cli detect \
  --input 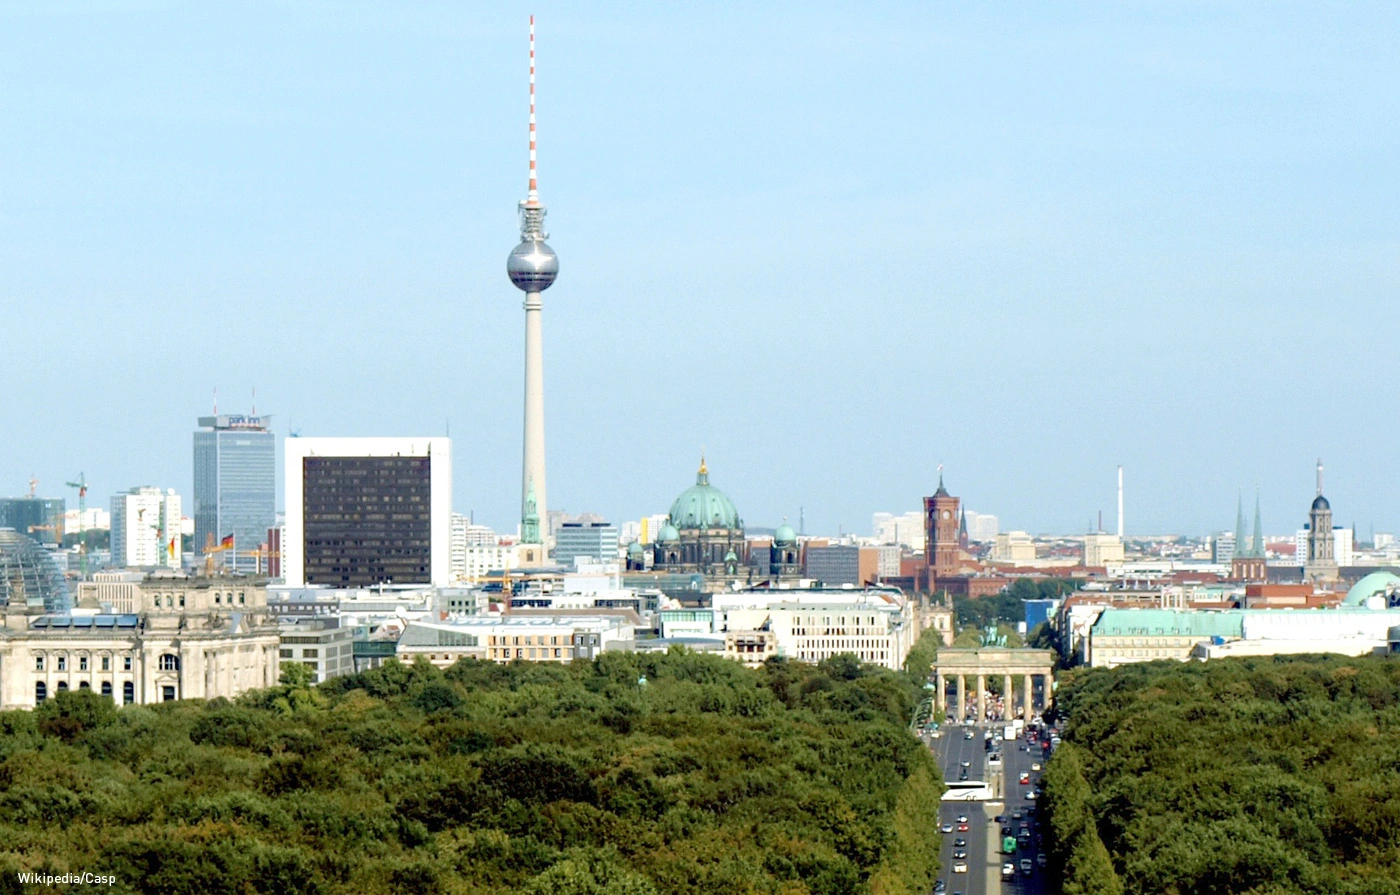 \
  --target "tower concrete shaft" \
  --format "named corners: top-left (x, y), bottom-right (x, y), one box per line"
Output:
top-left (522, 290), bottom-right (546, 534)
